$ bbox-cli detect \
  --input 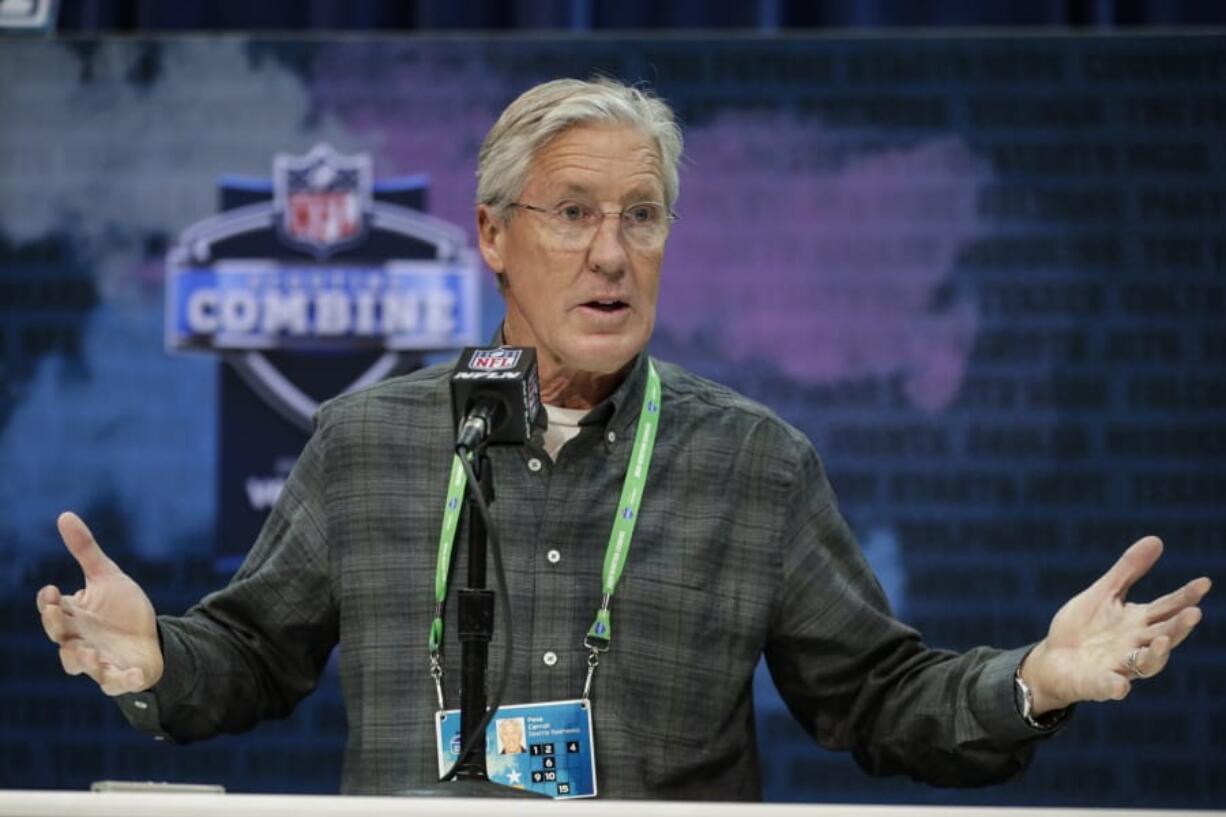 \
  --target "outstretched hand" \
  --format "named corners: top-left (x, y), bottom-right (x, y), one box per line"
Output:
top-left (35, 512), bottom-right (163, 695)
top-left (1021, 536), bottom-right (1210, 715)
